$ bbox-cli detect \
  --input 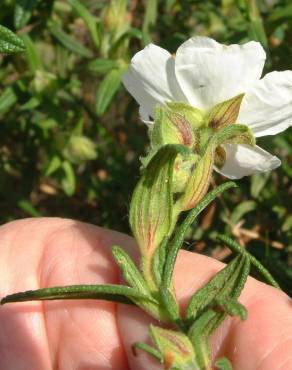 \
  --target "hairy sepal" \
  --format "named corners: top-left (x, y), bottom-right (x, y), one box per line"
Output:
top-left (150, 105), bottom-right (196, 149)
top-left (213, 123), bottom-right (256, 148)
top-left (129, 144), bottom-right (188, 257)
top-left (207, 94), bottom-right (244, 129)
top-left (176, 144), bottom-right (214, 212)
